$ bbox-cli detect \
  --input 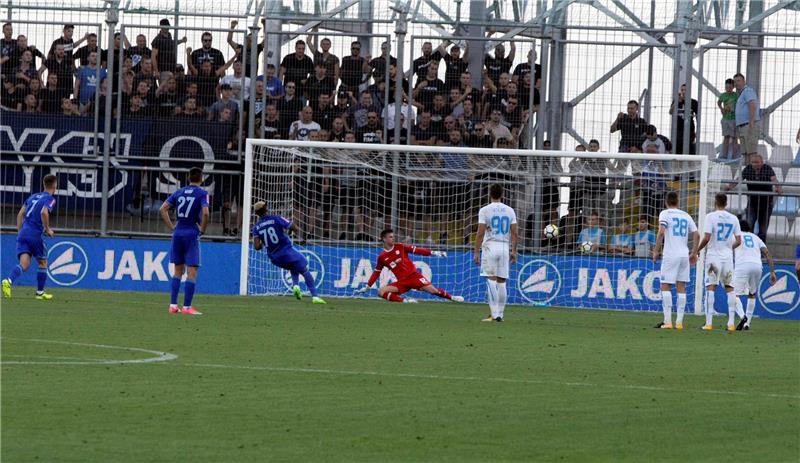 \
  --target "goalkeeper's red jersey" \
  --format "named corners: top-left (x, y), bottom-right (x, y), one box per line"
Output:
top-left (367, 244), bottom-right (432, 286)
